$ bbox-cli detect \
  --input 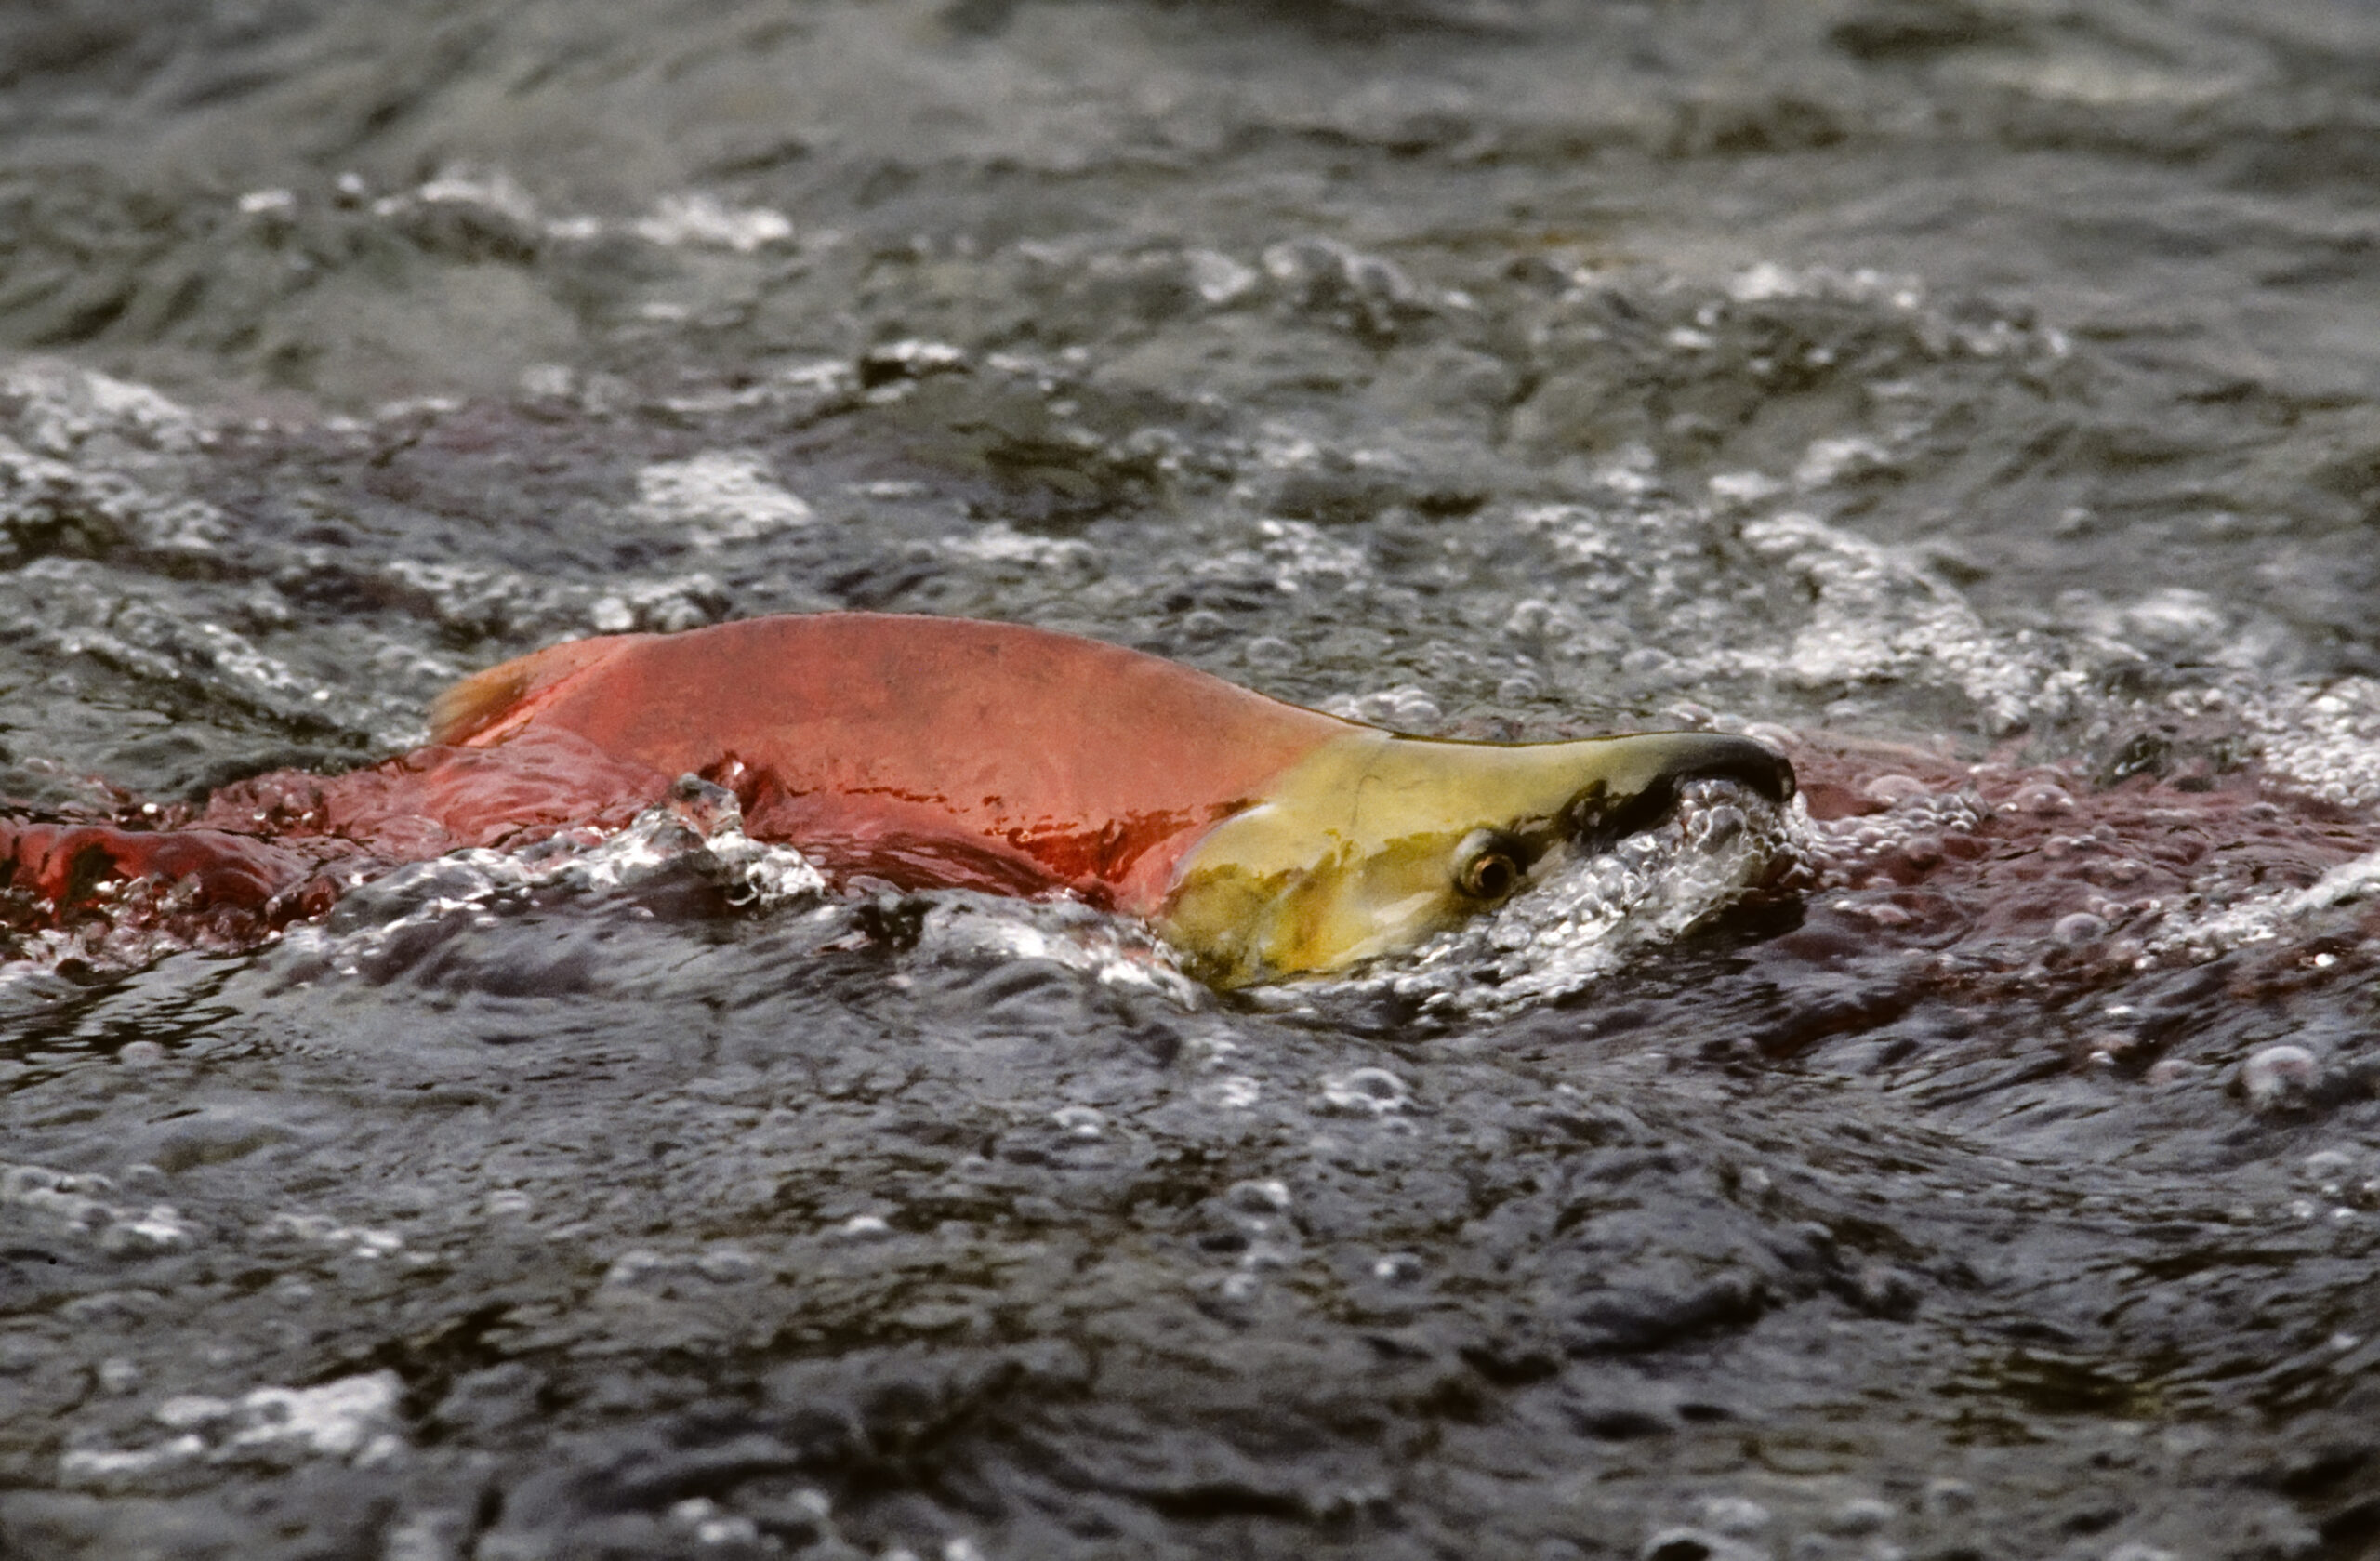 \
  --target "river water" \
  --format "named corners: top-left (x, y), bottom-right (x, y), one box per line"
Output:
top-left (4, 3), bottom-right (2380, 1558)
